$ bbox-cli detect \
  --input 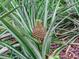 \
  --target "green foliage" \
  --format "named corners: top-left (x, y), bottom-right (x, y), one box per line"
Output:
top-left (48, 55), bottom-right (60, 59)
top-left (0, 0), bottom-right (79, 59)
